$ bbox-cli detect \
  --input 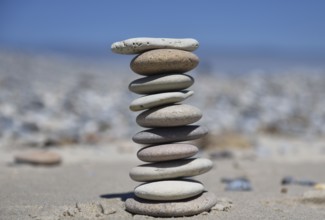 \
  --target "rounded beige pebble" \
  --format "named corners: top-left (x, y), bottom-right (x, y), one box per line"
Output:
top-left (129, 158), bottom-right (213, 182)
top-left (15, 150), bottom-right (62, 166)
top-left (111, 37), bottom-right (199, 54)
top-left (125, 191), bottom-right (217, 217)
top-left (132, 125), bottom-right (208, 144)
top-left (134, 180), bottom-right (204, 201)
top-left (130, 49), bottom-right (199, 75)
top-left (130, 91), bottom-right (193, 112)
top-left (137, 143), bottom-right (198, 162)
top-left (302, 190), bottom-right (325, 204)
top-left (136, 104), bottom-right (202, 127)
top-left (129, 74), bottom-right (194, 94)
top-left (314, 183), bottom-right (325, 190)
